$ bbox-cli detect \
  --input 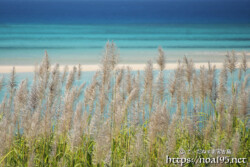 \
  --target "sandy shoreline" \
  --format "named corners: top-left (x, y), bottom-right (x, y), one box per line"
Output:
top-left (0, 62), bottom-right (242, 73)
